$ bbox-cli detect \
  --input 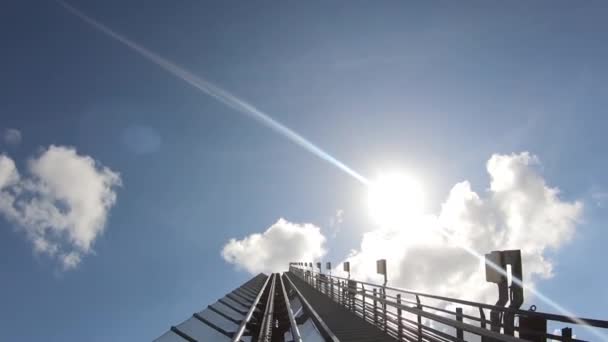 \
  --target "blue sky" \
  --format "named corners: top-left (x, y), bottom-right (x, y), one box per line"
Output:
top-left (1, 1), bottom-right (608, 341)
